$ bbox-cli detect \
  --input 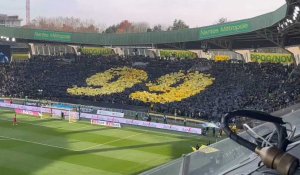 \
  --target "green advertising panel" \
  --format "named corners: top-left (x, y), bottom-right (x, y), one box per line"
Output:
top-left (81, 47), bottom-right (115, 56)
top-left (33, 31), bottom-right (72, 42)
top-left (250, 52), bottom-right (293, 64)
top-left (199, 22), bottom-right (252, 40)
top-left (160, 50), bottom-right (198, 59)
